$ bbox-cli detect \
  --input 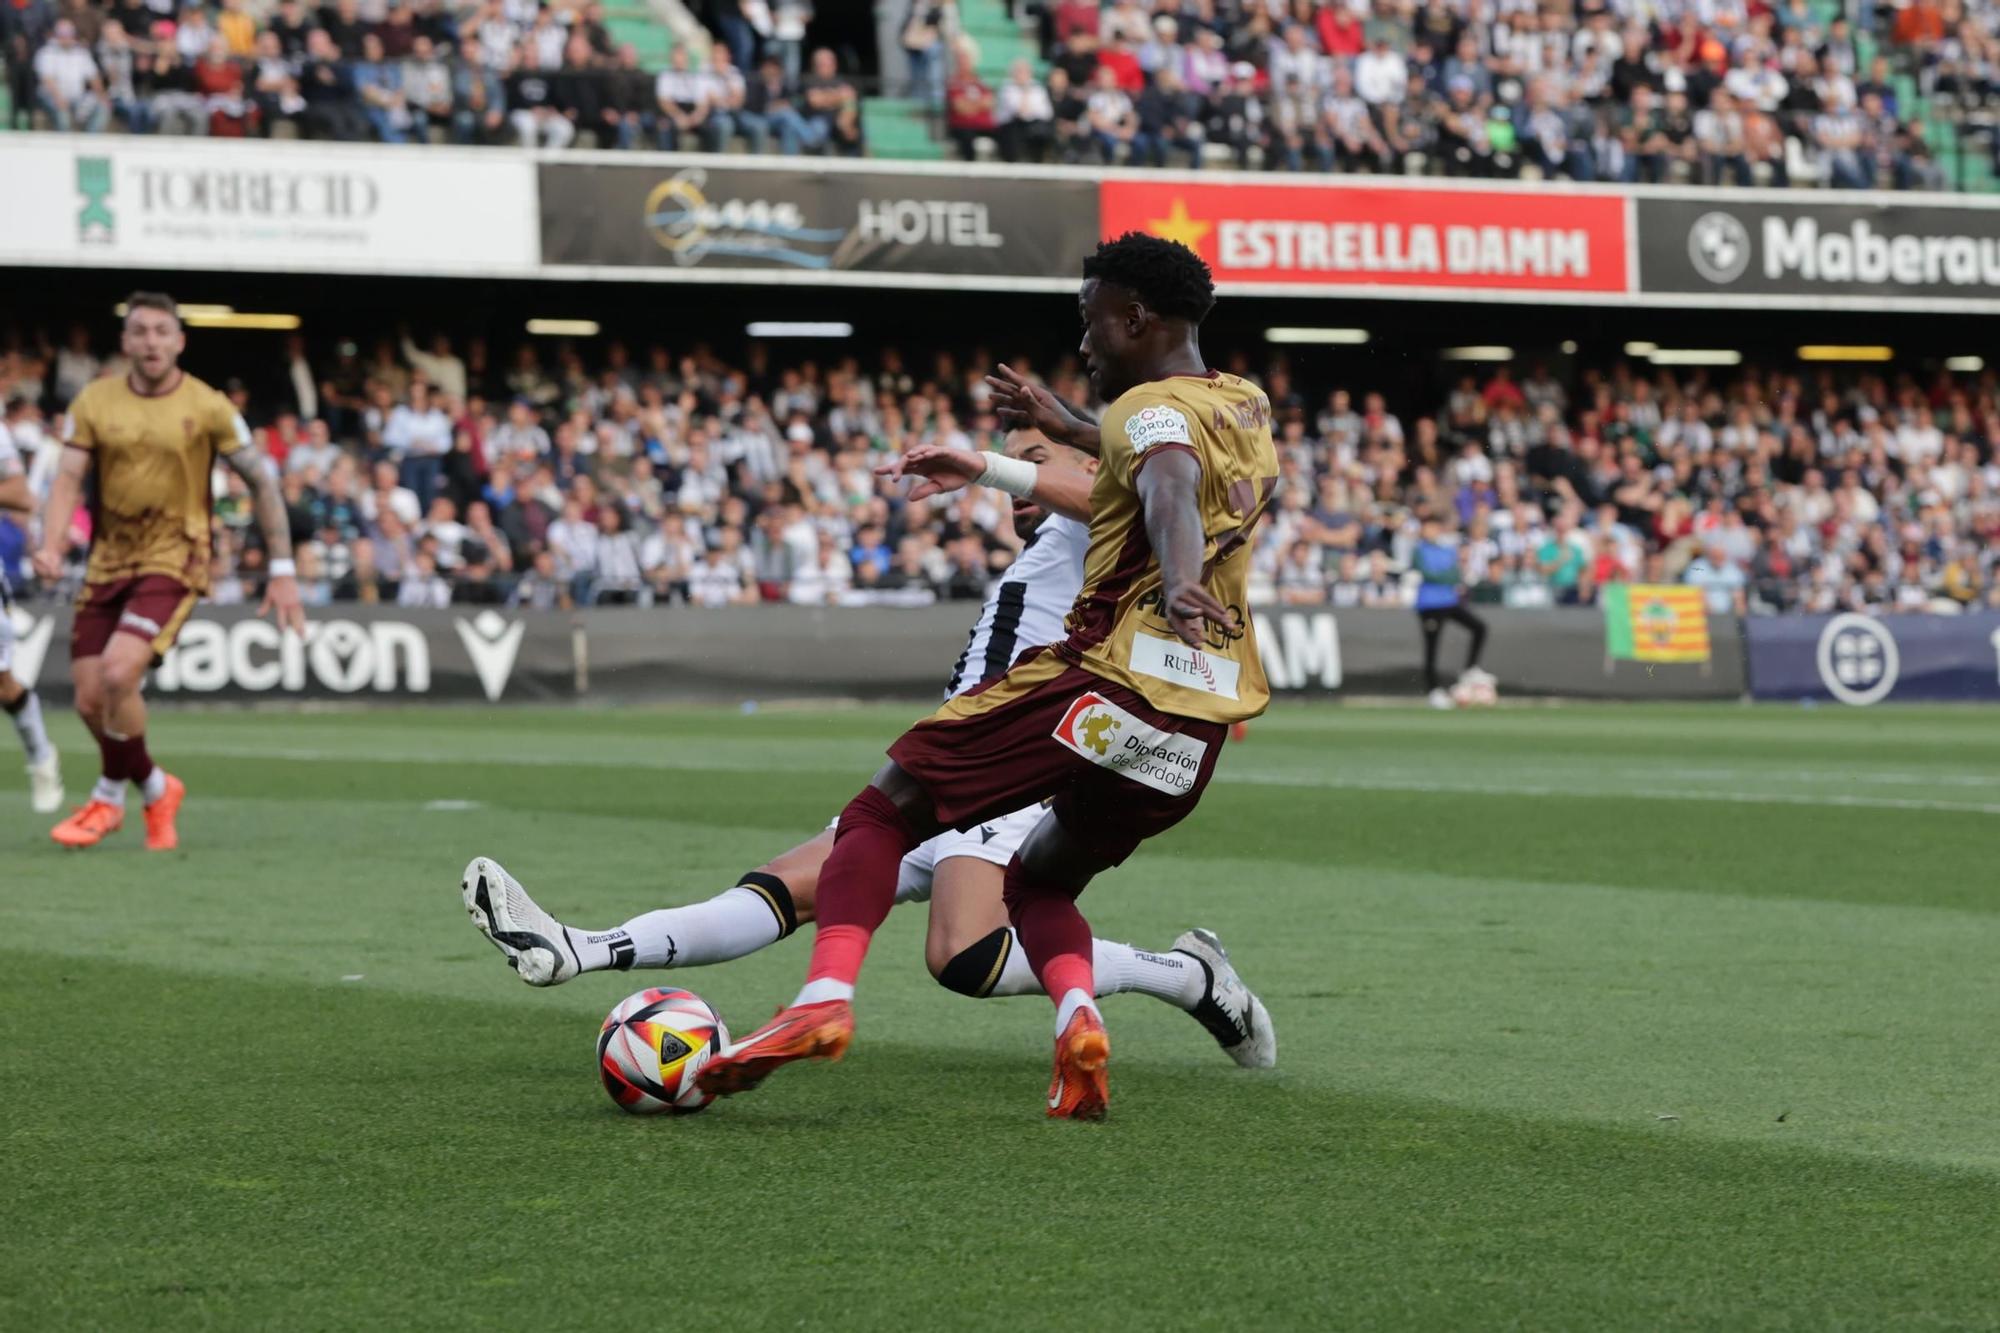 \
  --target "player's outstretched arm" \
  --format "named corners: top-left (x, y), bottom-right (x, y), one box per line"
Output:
top-left (984, 364), bottom-right (1102, 457)
top-left (1136, 448), bottom-right (1238, 650)
top-left (224, 444), bottom-right (308, 635)
top-left (876, 445), bottom-right (1094, 522)
top-left (30, 447), bottom-right (90, 582)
